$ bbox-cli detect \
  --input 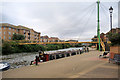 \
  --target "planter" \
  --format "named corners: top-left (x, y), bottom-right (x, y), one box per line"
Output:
top-left (109, 46), bottom-right (120, 63)
top-left (110, 46), bottom-right (120, 54)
